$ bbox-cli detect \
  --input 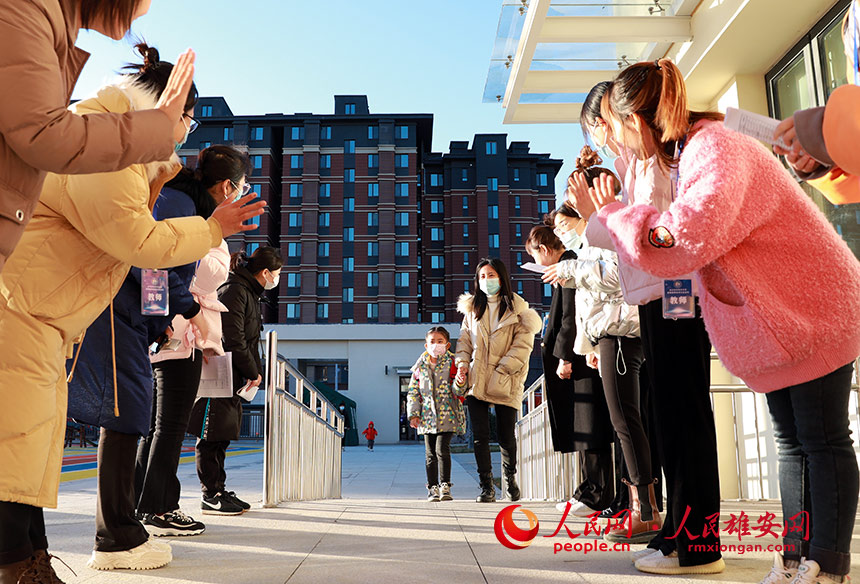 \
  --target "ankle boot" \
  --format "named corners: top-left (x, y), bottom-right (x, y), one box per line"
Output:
top-left (604, 480), bottom-right (662, 544)
top-left (504, 469), bottom-right (520, 502)
top-left (476, 472), bottom-right (496, 503)
top-left (0, 557), bottom-right (30, 584)
top-left (19, 550), bottom-right (67, 584)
